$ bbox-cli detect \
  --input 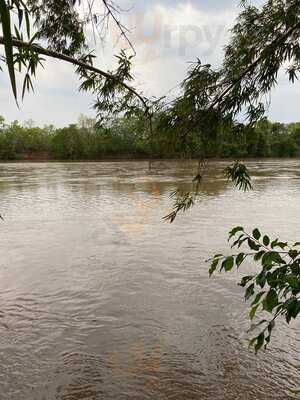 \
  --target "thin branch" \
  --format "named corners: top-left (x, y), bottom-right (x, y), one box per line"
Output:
top-left (96, 0), bottom-right (136, 55)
